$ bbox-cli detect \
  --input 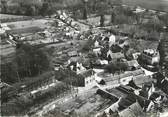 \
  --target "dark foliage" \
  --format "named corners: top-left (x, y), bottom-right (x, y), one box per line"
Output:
top-left (55, 68), bottom-right (84, 86)
top-left (1, 43), bottom-right (50, 84)
top-left (104, 62), bottom-right (128, 74)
